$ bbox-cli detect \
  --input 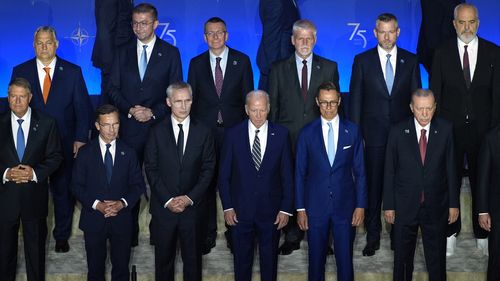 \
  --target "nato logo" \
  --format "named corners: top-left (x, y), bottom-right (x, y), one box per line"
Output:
top-left (65, 23), bottom-right (94, 48)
